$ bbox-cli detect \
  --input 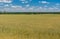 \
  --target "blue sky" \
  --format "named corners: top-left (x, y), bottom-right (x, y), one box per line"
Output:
top-left (0, 0), bottom-right (60, 12)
